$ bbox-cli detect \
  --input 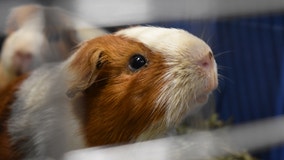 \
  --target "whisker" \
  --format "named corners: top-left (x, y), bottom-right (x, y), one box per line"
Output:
top-left (198, 24), bottom-right (216, 46)
top-left (92, 77), bottom-right (110, 83)
top-left (218, 65), bottom-right (231, 71)
top-left (216, 87), bottom-right (222, 93)
top-left (206, 33), bottom-right (216, 46)
top-left (200, 25), bottom-right (208, 40)
top-left (214, 50), bottom-right (232, 58)
top-left (218, 74), bottom-right (234, 84)
top-left (92, 75), bottom-right (119, 84)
